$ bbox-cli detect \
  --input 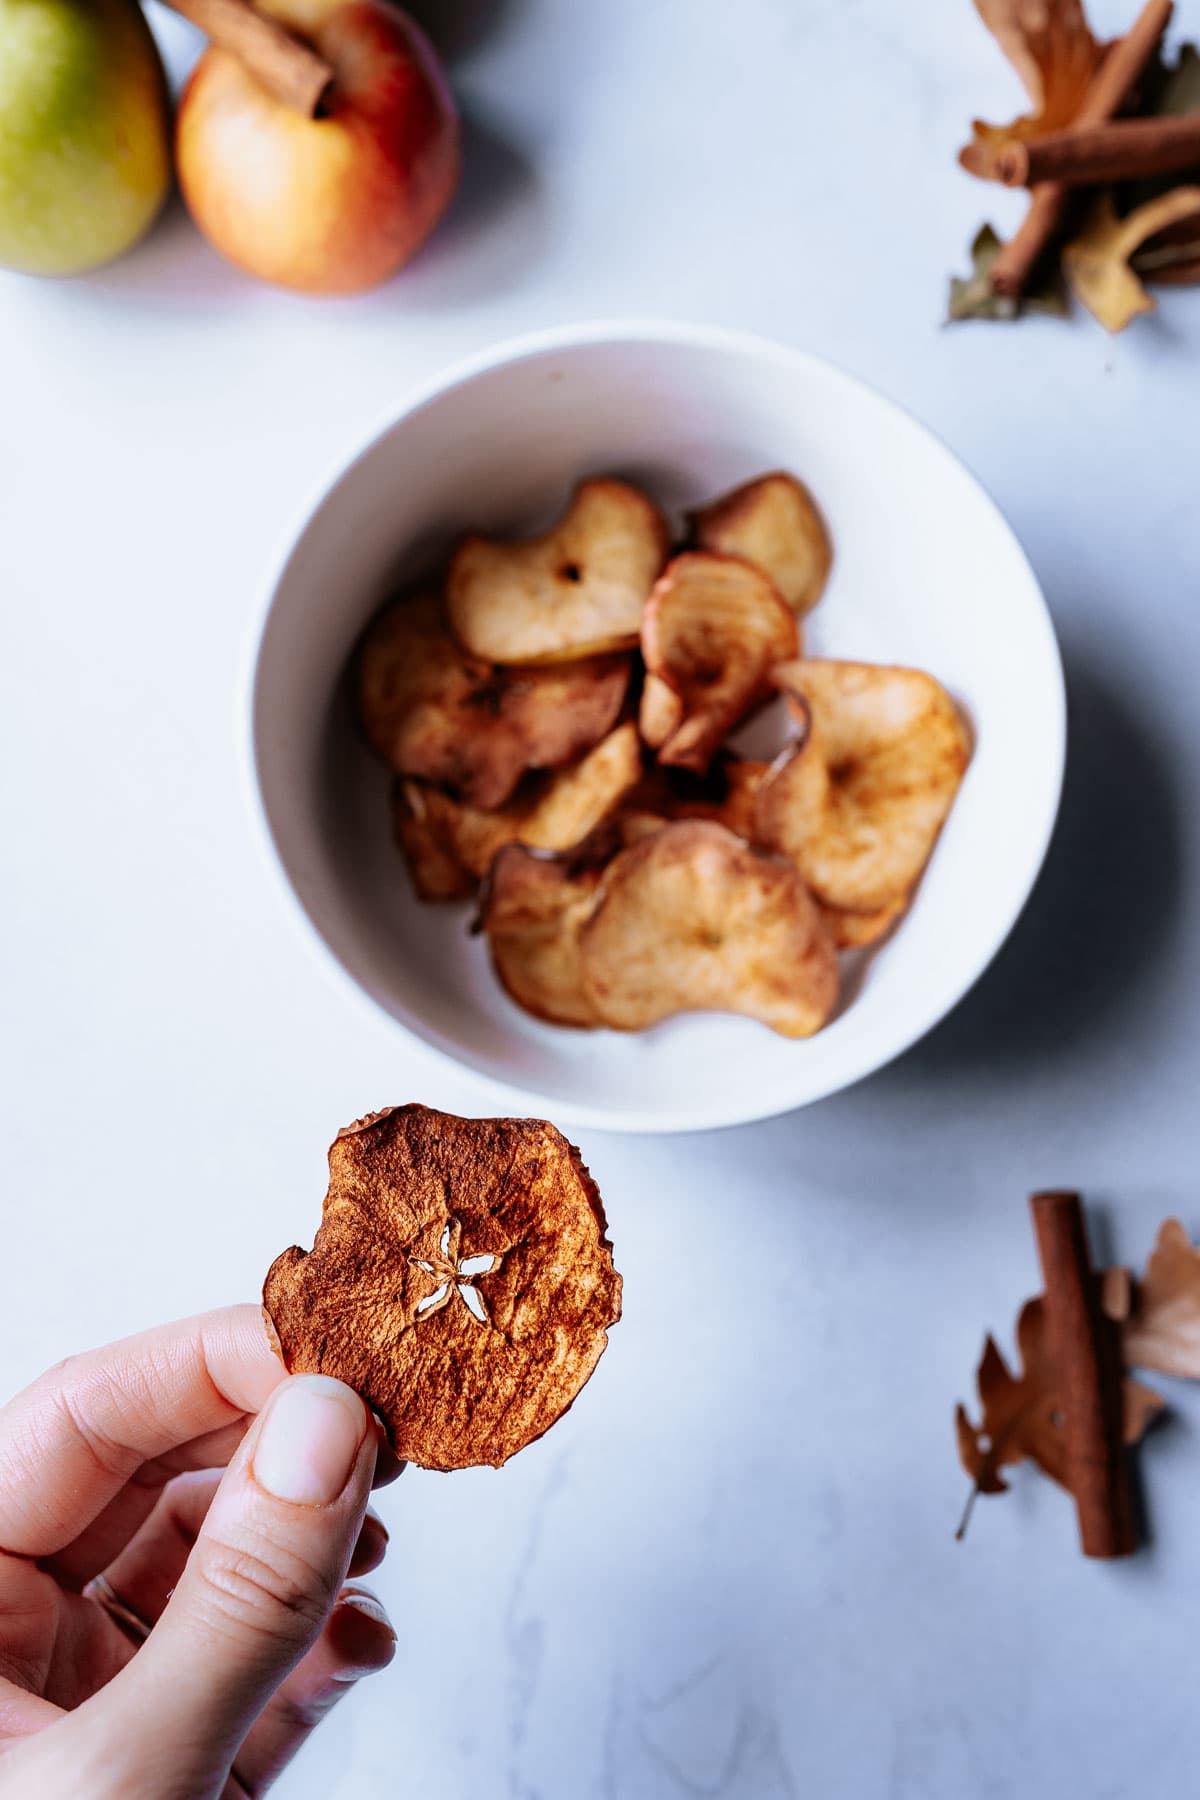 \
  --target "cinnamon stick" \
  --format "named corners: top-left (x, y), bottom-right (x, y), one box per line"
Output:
top-left (160, 0), bottom-right (333, 116)
top-left (1000, 115), bottom-right (1200, 188)
top-left (1030, 1191), bottom-right (1135, 1559)
top-left (989, 0), bottom-right (1174, 300)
